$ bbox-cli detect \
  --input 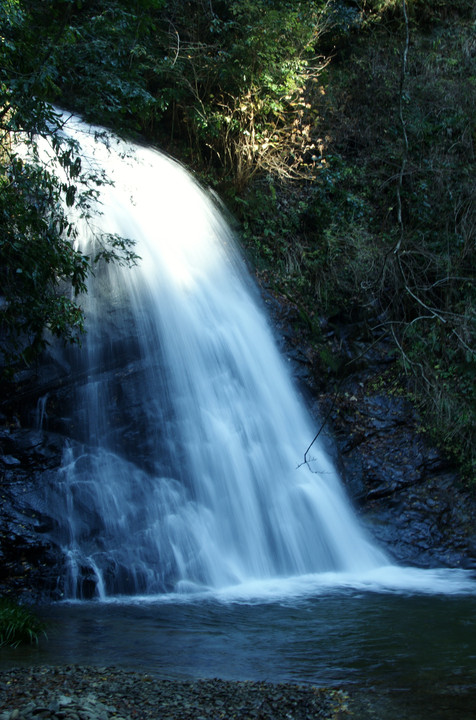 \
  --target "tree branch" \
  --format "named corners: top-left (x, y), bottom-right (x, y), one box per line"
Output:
top-left (393, 0), bottom-right (409, 255)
